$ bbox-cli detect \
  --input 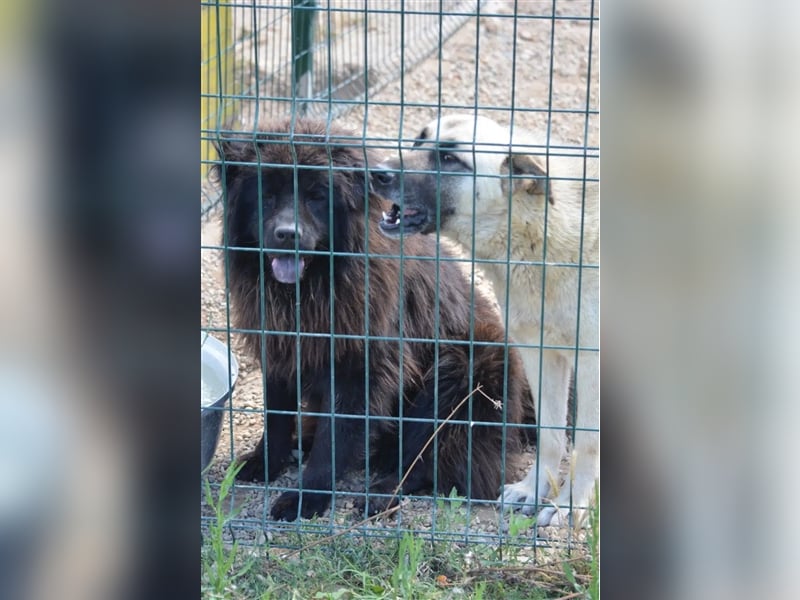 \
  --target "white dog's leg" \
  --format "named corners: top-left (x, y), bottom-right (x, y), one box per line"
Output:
top-left (542, 350), bottom-right (600, 528)
top-left (500, 348), bottom-right (570, 519)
